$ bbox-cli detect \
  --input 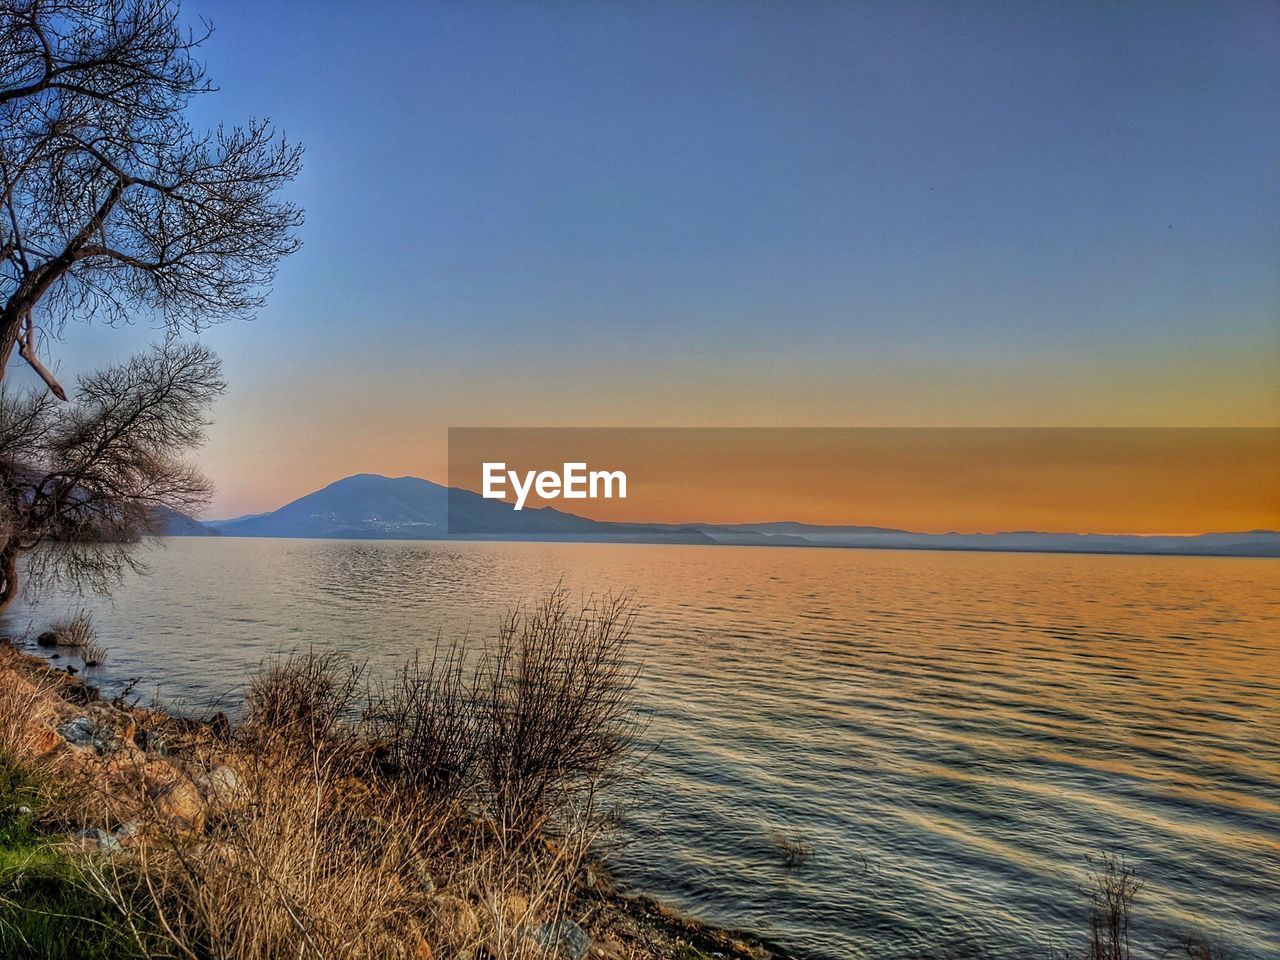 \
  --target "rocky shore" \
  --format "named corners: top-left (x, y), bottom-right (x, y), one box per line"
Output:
top-left (0, 638), bottom-right (786, 960)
